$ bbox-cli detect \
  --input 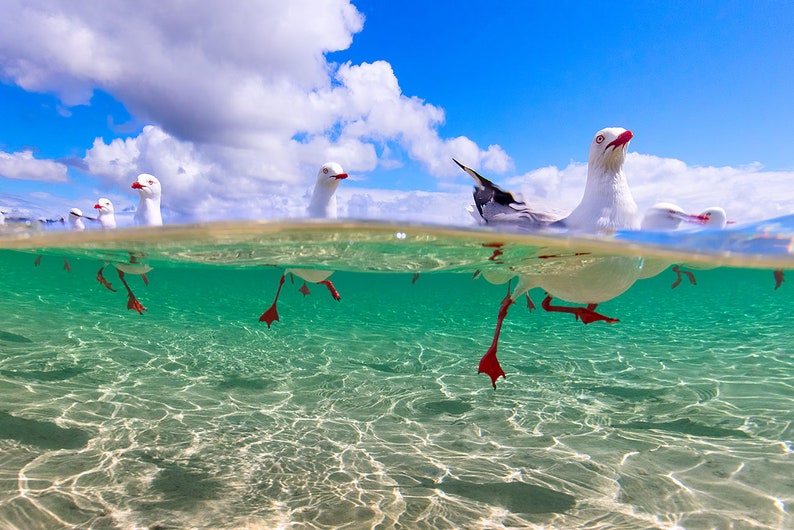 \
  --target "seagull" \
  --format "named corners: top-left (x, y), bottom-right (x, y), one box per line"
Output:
top-left (669, 206), bottom-right (728, 288)
top-left (260, 163), bottom-right (348, 327)
top-left (456, 127), bottom-right (639, 231)
top-left (456, 127), bottom-right (643, 388)
top-left (94, 198), bottom-right (117, 229)
top-left (132, 173), bottom-right (162, 226)
top-left (95, 176), bottom-right (162, 312)
top-left (638, 202), bottom-right (707, 281)
top-left (68, 208), bottom-right (86, 231)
